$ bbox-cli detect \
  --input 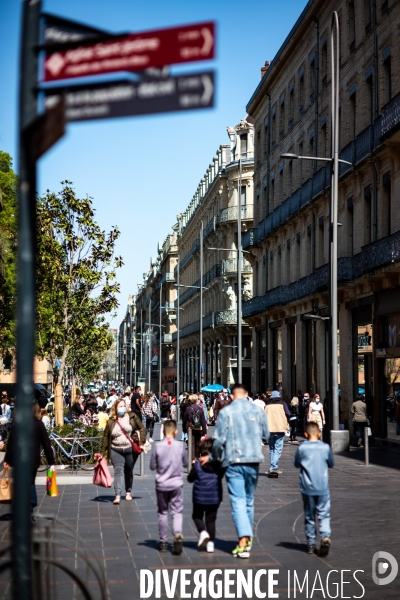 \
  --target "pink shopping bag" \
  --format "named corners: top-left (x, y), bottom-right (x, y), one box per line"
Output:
top-left (93, 456), bottom-right (112, 488)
